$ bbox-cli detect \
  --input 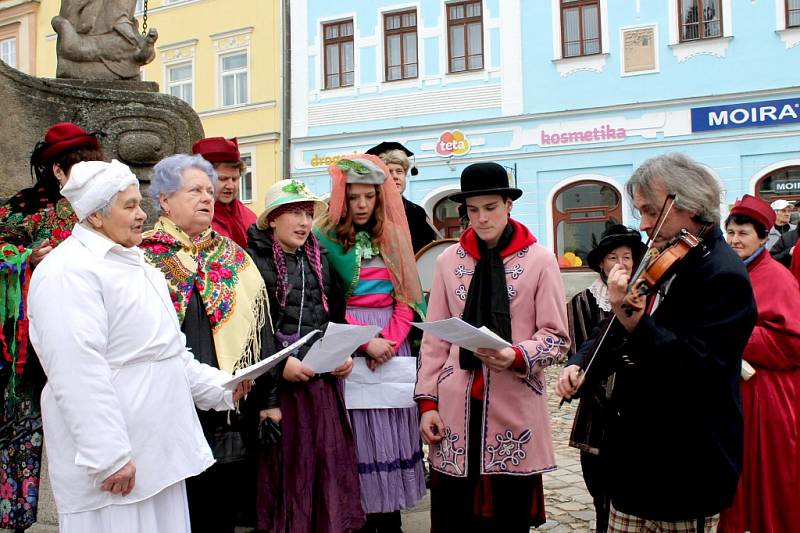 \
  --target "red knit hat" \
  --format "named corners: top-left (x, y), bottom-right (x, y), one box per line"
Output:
top-left (40, 122), bottom-right (101, 162)
top-left (192, 137), bottom-right (241, 163)
top-left (730, 194), bottom-right (775, 233)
